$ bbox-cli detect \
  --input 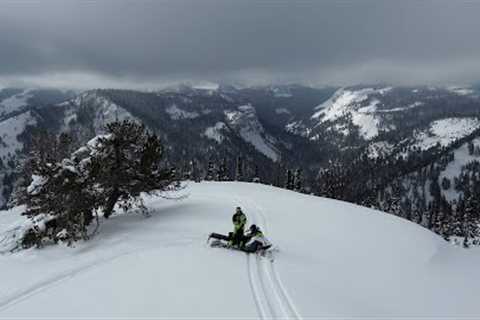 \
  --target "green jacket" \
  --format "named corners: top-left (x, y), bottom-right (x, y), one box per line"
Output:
top-left (232, 211), bottom-right (247, 232)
